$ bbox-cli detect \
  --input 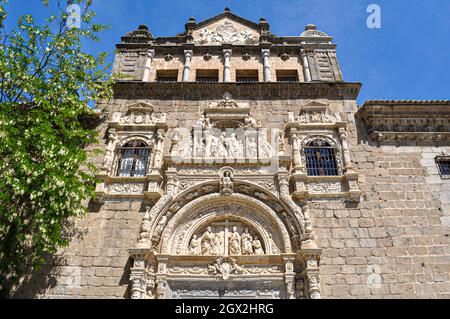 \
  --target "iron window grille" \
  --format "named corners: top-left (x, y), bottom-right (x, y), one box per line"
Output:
top-left (436, 156), bottom-right (450, 179)
top-left (305, 140), bottom-right (339, 176)
top-left (277, 76), bottom-right (299, 83)
top-left (116, 141), bottom-right (150, 177)
top-left (196, 76), bottom-right (219, 83)
top-left (236, 76), bottom-right (259, 83)
top-left (157, 76), bottom-right (178, 83)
